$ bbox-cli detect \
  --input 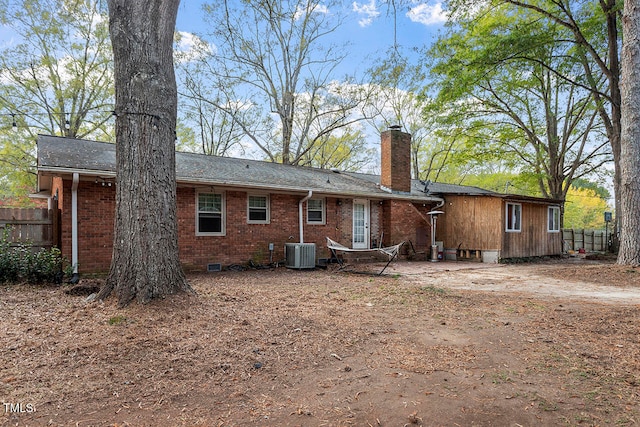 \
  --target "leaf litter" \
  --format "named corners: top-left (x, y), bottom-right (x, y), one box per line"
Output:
top-left (1, 260), bottom-right (639, 426)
